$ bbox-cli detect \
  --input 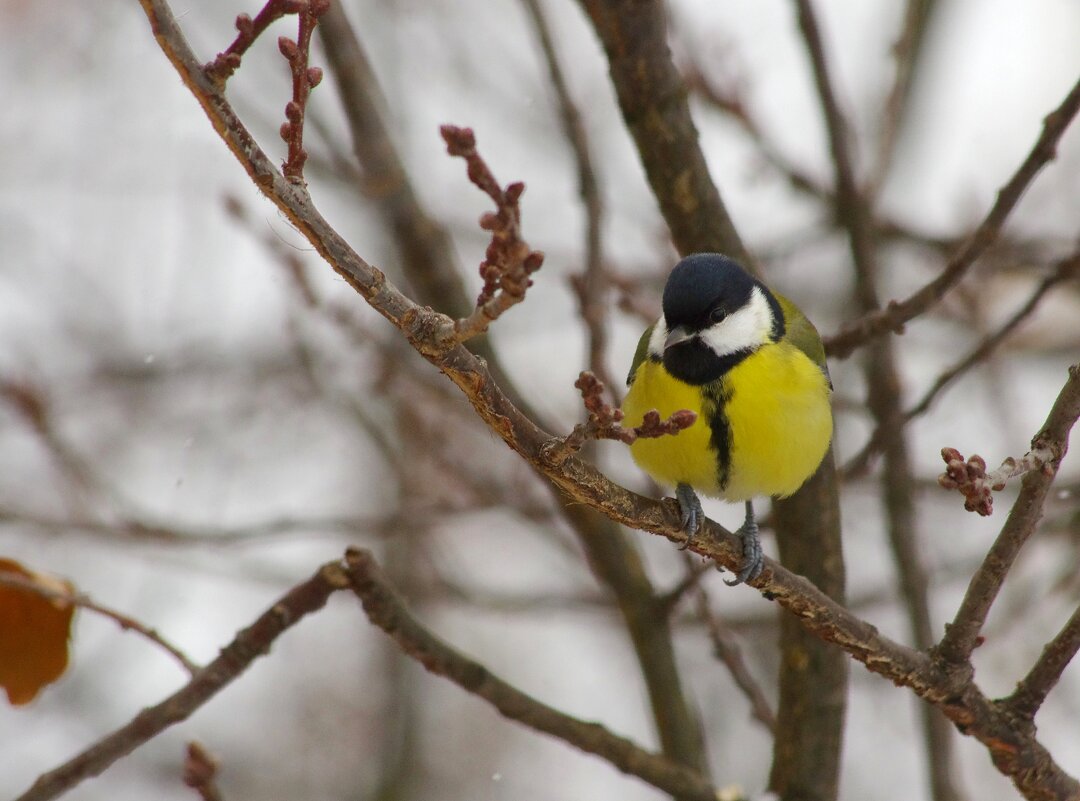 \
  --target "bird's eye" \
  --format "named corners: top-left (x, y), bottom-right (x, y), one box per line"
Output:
top-left (708, 307), bottom-right (727, 324)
